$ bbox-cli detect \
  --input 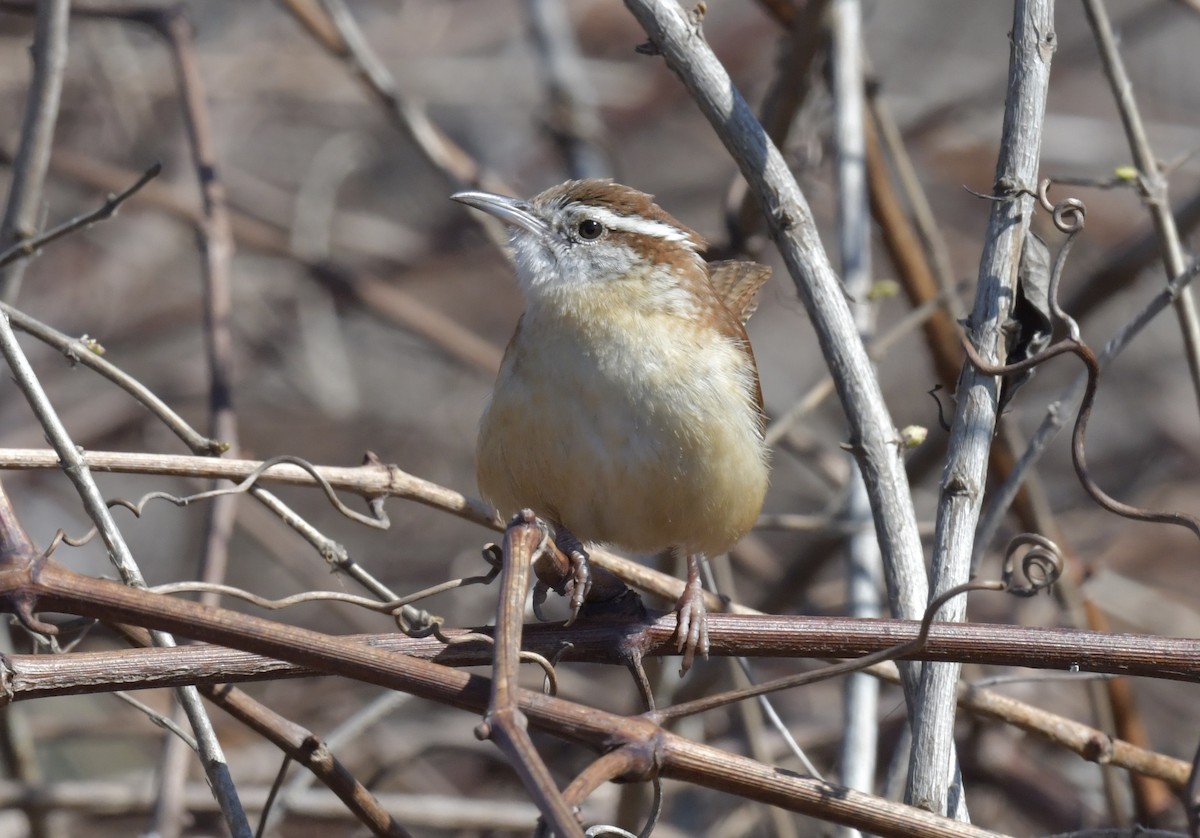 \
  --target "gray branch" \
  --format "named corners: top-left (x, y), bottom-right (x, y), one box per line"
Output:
top-left (830, 2), bottom-right (881, 831)
top-left (908, 0), bottom-right (1056, 818)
